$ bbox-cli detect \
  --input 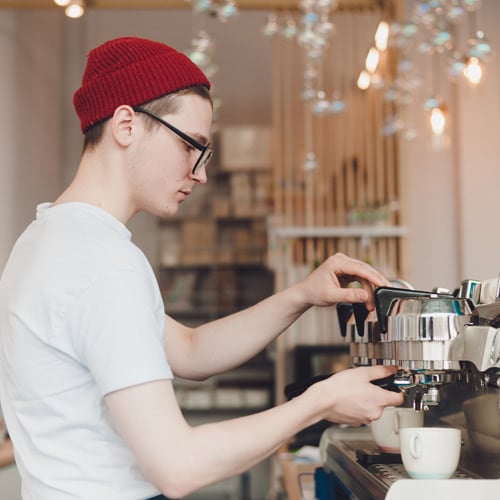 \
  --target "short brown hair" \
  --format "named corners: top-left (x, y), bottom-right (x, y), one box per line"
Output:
top-left (82, 85), bottom-right (212, 152)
